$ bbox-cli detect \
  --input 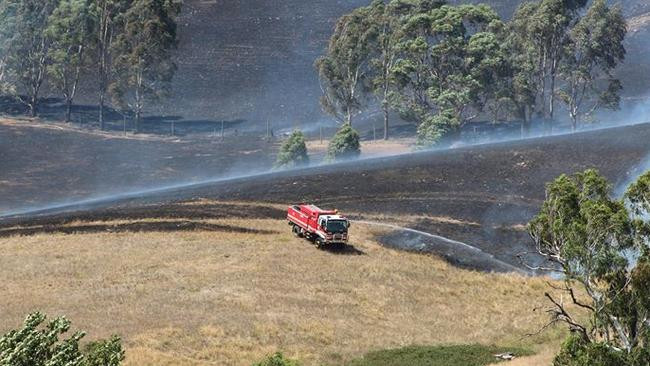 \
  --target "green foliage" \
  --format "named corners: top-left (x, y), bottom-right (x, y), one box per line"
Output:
top-left (252, 352), bottom-right (299, 366)
top-left (0, 0), bottom-right (59, 116)
top-left (315, 4), bottom-right (376, 126)
top-left (392, 3), bottom-right (502, 135)
top-left (84, 336), bottom-right (125, 366)
top-left (416, 109), bottom-right (458, 148)
top-left (529, 169), bottom-right (650, 362)
top-left (275, 130), bottom-right (309, 169)
top-left (554, 335), bottom-right (627, 366)
top-left (46, 0), bottom-right (95, 122)
top-left (0, 312), bottom-right (124, 366)
top-left (322, 0), bottom-right (627, 143)
top-left (327, 123), bottom-right (361, 161)
top-left (346, 344), bottom-right (531, 366)
top-left (109, 0), bottom-right (181, 131)
top-left (557, 0), bottom-right (626, 129)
